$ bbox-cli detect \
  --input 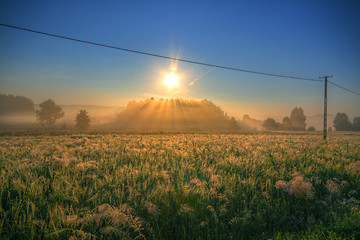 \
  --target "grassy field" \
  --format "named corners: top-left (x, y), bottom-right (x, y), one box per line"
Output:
top-left (0, 133), bottom-right (359, 239)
